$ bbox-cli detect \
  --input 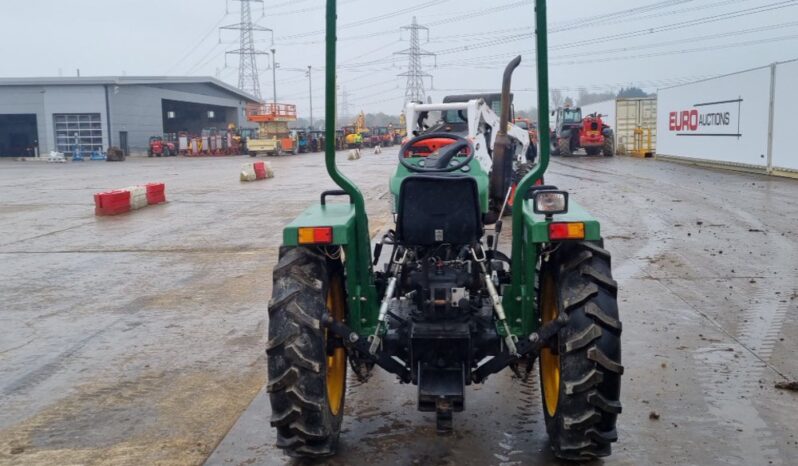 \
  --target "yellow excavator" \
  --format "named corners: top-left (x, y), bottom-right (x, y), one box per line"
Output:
top-left (344, 111), bottom-right (367, 148)
top-left (394, 111), bottom-right (407, 144)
